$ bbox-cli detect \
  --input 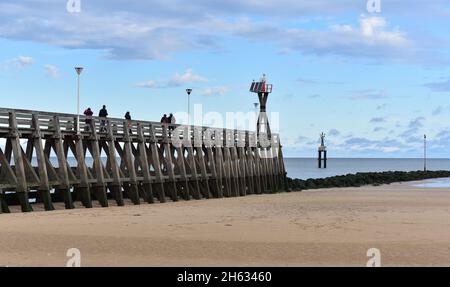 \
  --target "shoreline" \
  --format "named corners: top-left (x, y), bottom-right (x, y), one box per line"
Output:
top-left (1, 171), bottom-right (449, 213)
top-left (287, 170), bottom-right (450, 191)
